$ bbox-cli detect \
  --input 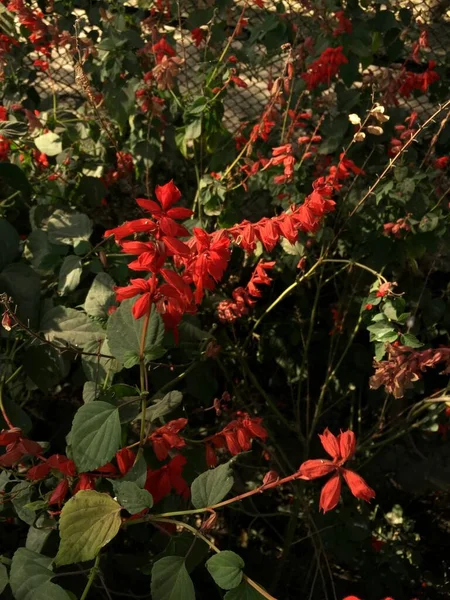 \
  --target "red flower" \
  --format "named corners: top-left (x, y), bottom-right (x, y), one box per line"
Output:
top-left (136, 180), bottom-right (192, 238)
top-left (298, 428), bottom-right (375, 513)
top-left (49, 478), bottom-right (69, 506)
top-left (0, 136), bottom-right (11, 162)
top-left (185, 229), bottom-right (231, 304)
top-left (0, 430), bottom-right (43, 467)
top-left (333, 11), bottom-right (352, 36)
top-left (0, 106), bottom-right (7, 121)
top-left (33, 59), bottom-right (49, 71)
top-left (434, 156), bottom-right (449, 170)
top-left (191, 28), bottom-right (205, 47)
top-left (376, 281), bottom-right (395, 298)
top-left (150, 418), bottom-right (187, 461)
top-left (211, 412), bottom-right (268, 457)
top-left (144, 455), bottom-right (189, 504)
top-left (152, 37), bottom-right (176, 63)
top-left (47, 454), bottom-right (76, 476)
top-left (73, 473), bottom-right (96, 494)
top-left (301, 46), bottom-right (348, 89)
top-left (116, 448), bottom-right (136, 475)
